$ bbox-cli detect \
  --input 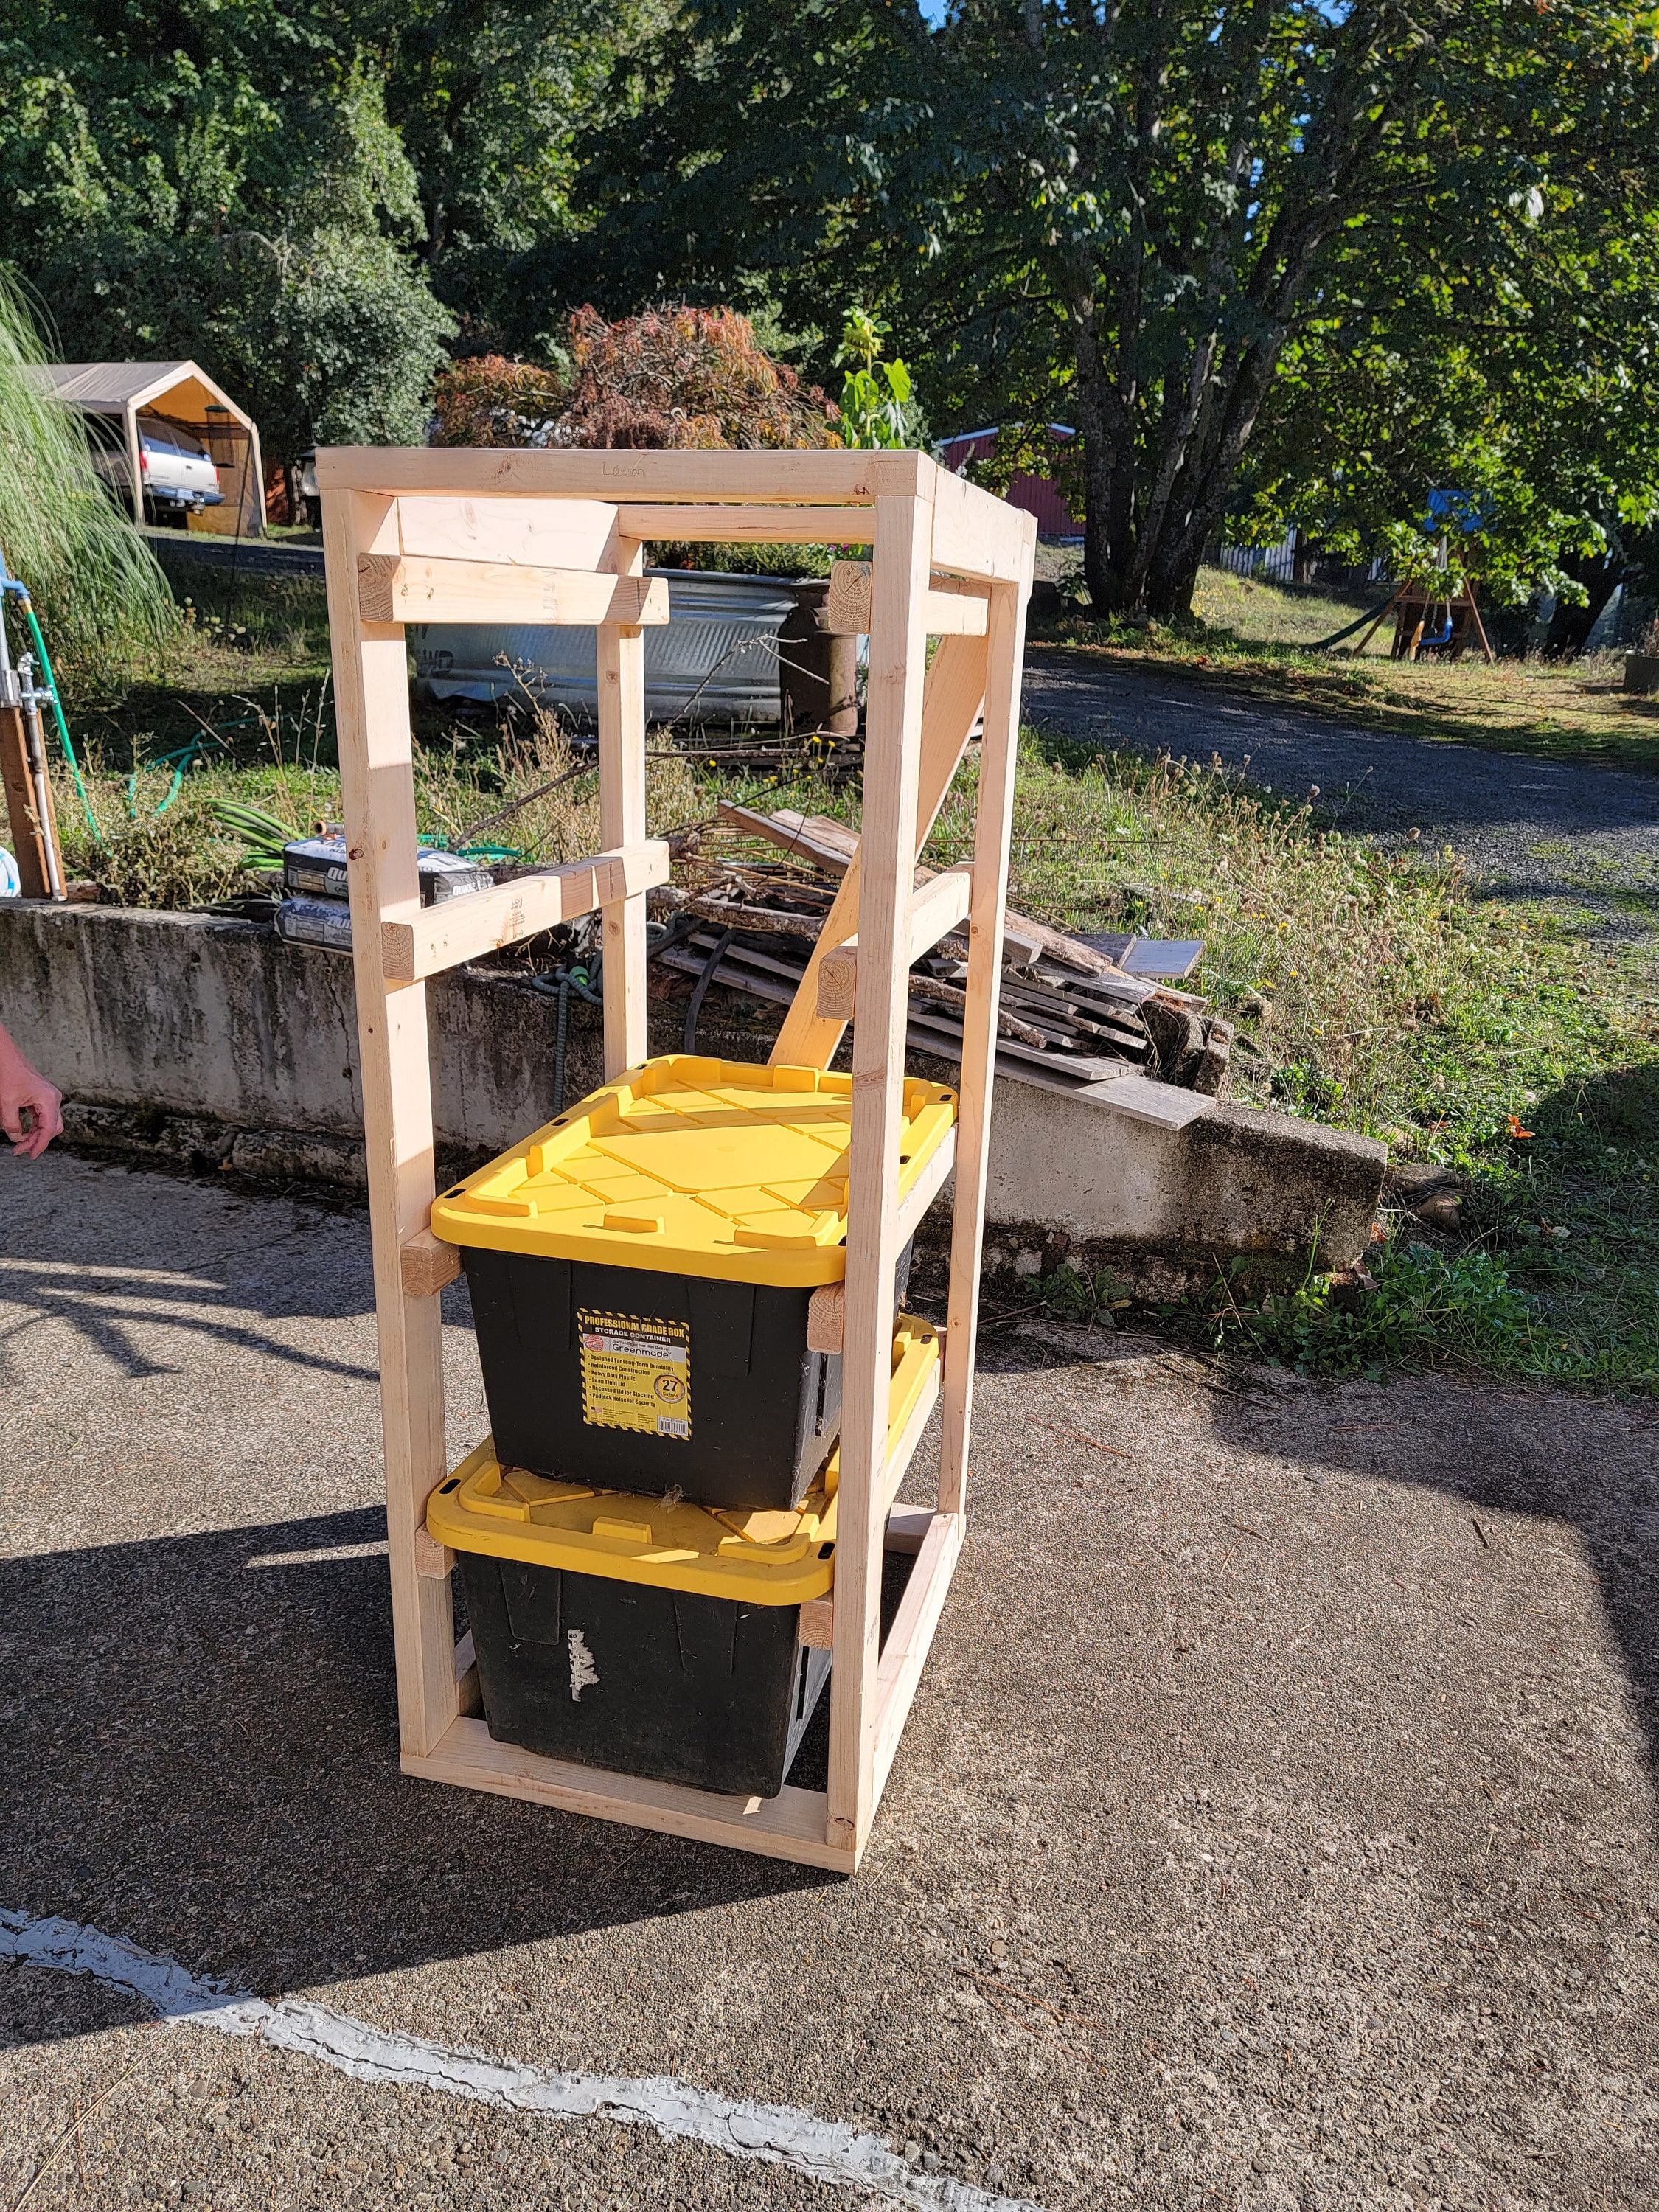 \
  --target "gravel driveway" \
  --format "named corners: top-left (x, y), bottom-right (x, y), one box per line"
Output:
top-left (1023, 649), bottom-right (1659, 930)
top-left (4, 1154), bottom-right (1658, 2208)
